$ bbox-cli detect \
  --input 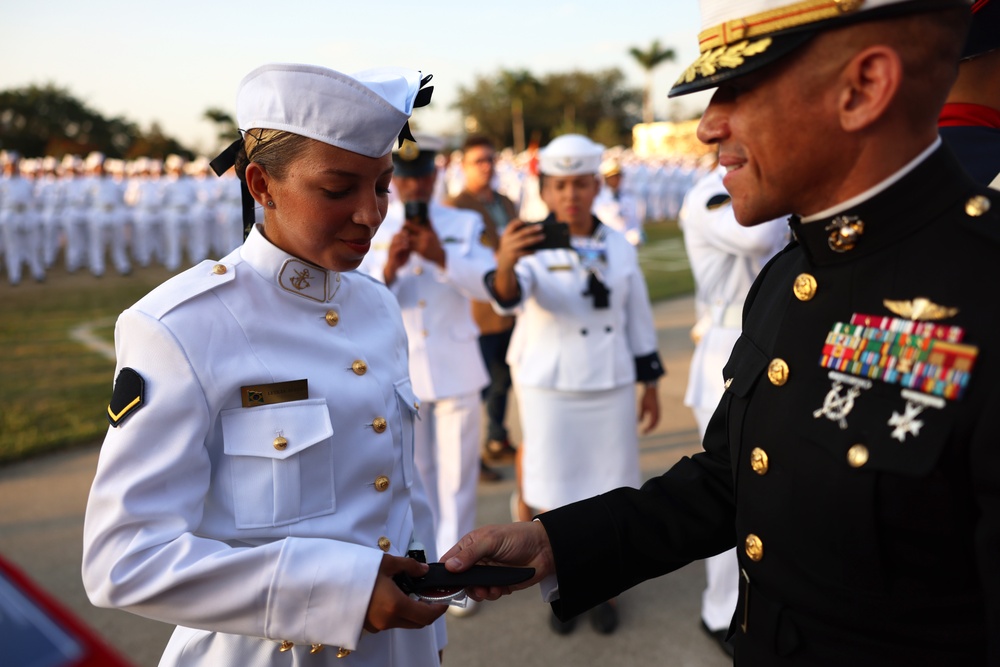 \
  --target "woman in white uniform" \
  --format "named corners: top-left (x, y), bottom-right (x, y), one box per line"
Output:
top-left (486, 134), bottom-right (664, 635)
top-left (81, 63), bottom-right (447, 666)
